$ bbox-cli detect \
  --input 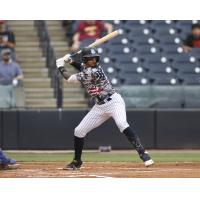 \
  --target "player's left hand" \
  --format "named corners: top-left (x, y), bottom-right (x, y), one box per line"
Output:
top-left (56, 58), bottom-right (65, 68)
